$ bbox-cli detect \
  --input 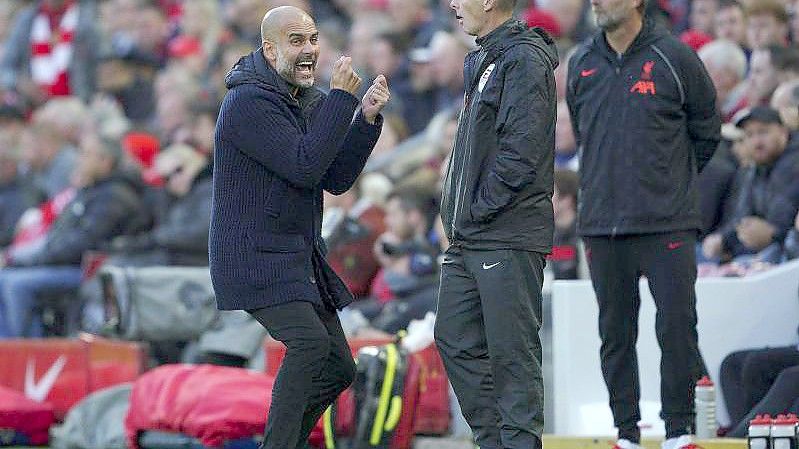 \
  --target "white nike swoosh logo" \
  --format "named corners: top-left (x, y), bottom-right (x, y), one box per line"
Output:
top-left (441, 258), bottom-right (454, 264)
top-left (25, 355), bottom-right (67, 402)
top-left (482, 262), bottom-right (501, 270)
